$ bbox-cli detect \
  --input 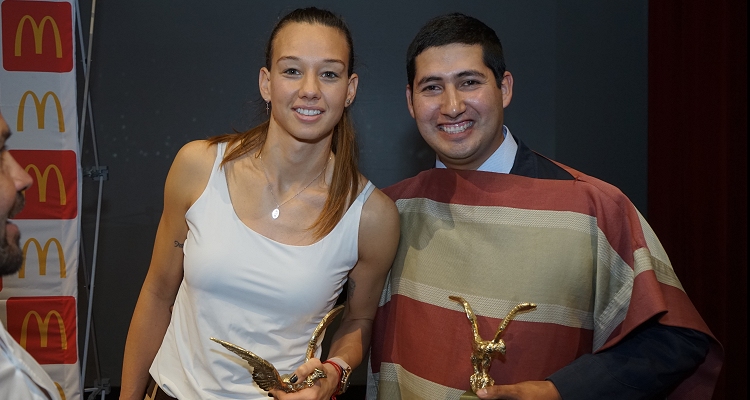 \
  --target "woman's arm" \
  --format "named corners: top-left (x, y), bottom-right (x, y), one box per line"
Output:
top-left (272, 188), bottom-right (400, 400)
top-left (326, 188), bottom-right (400, 368)
top-left (119, 141), bottom-right (216, 400)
